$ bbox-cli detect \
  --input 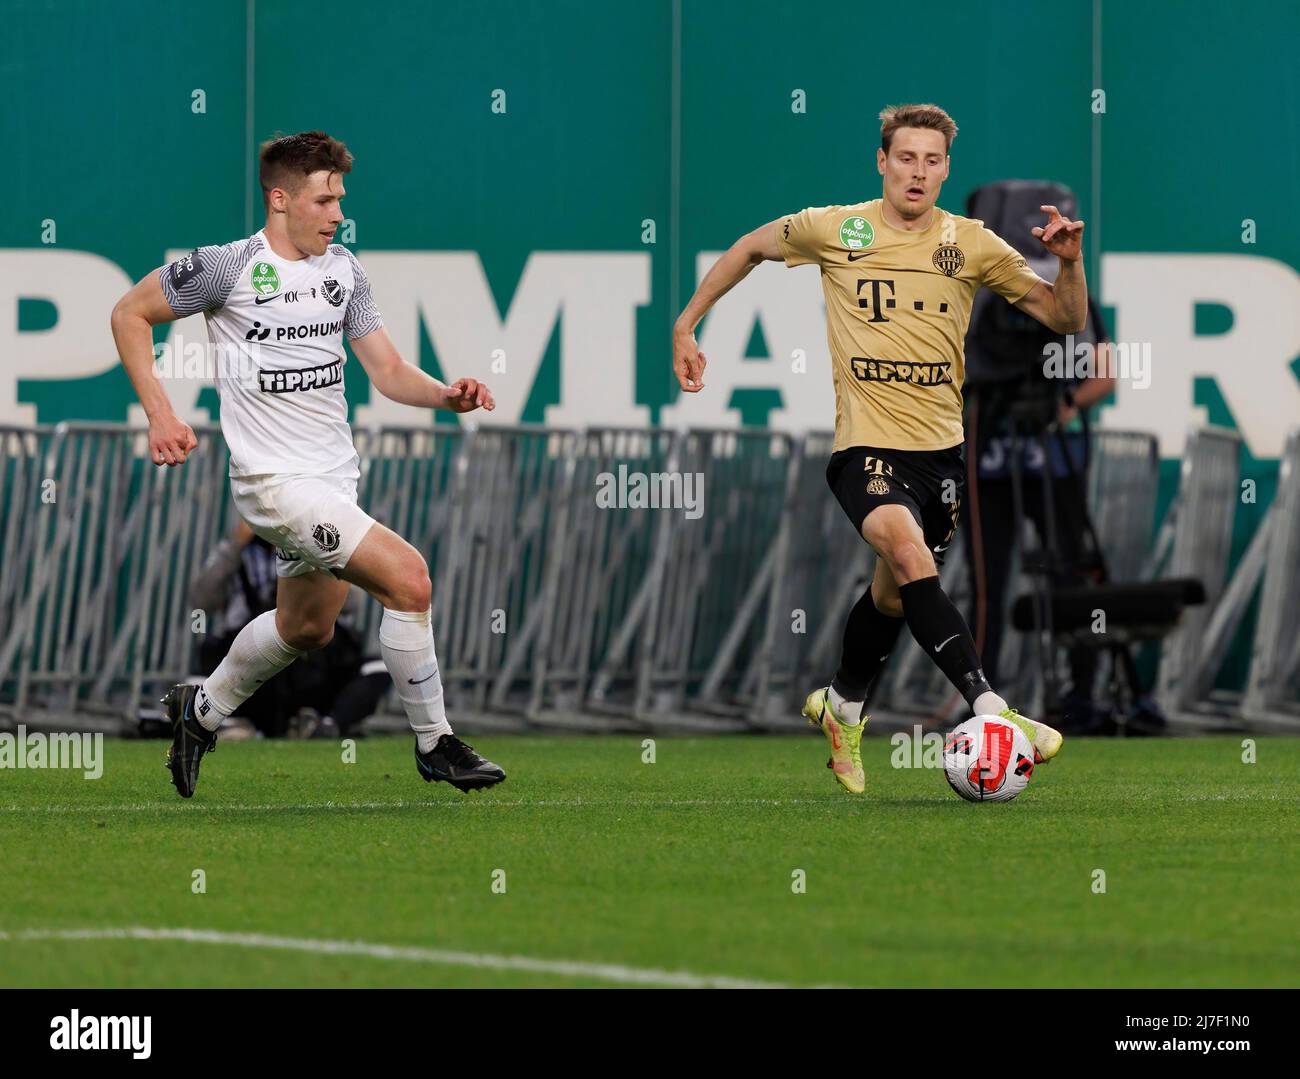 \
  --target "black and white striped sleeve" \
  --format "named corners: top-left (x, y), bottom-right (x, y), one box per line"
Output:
top-left (341, 248), bottom-right (384, 340)
top-left (159, 237), bottom-right (254, 317)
